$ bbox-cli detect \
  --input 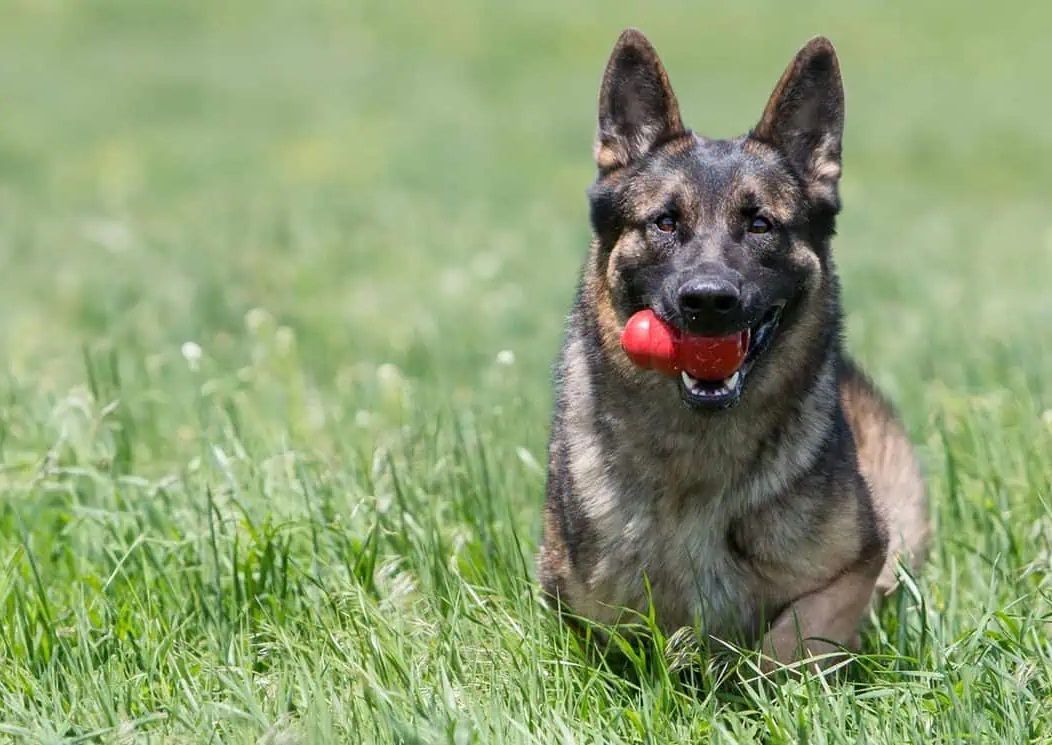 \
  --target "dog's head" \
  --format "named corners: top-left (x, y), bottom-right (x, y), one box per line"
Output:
top-left (588, 30), bottom-right (844, 411)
